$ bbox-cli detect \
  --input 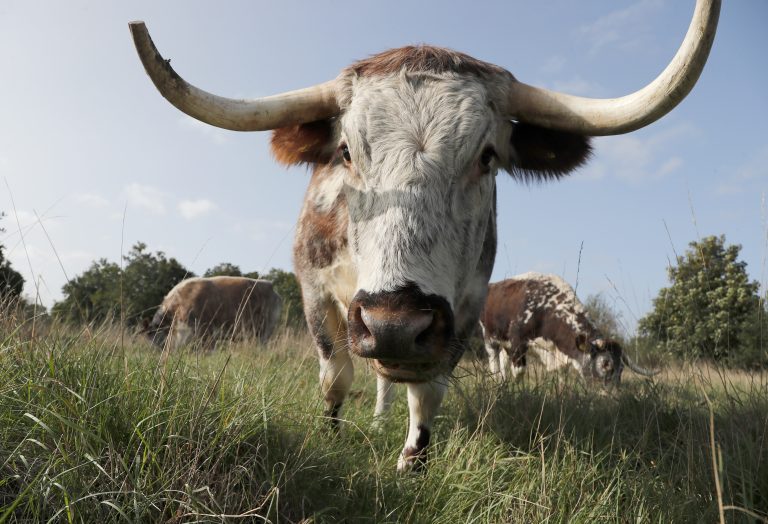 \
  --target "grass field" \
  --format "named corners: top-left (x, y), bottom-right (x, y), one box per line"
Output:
top-left (1, 315), bottom-right (767, 522)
